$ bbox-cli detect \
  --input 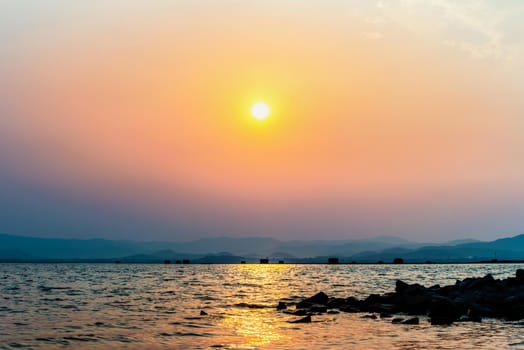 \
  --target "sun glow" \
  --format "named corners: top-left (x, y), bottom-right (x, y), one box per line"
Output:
top-left (251, 102), bottom-right (270, 120)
